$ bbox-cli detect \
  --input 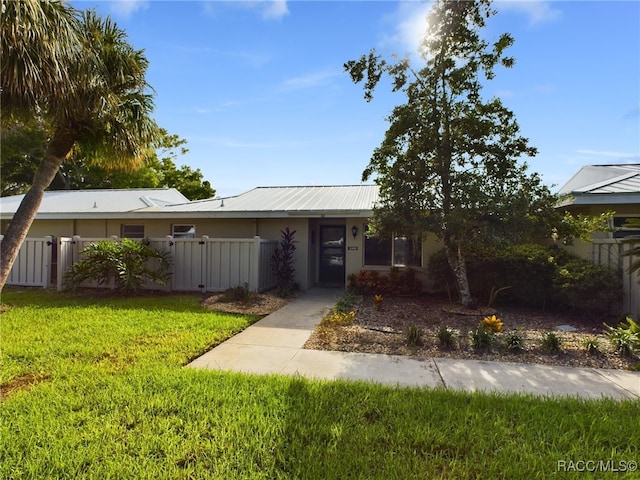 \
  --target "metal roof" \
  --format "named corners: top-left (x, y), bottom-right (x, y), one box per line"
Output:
top-left (159, 185), bottom-right (380, 216)
top-left (557, 164), bottom-right (640, 206)
top-left (0, 185), bottom-right (380, 219)
top-left (0, 188), bottom-right (189, 216)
